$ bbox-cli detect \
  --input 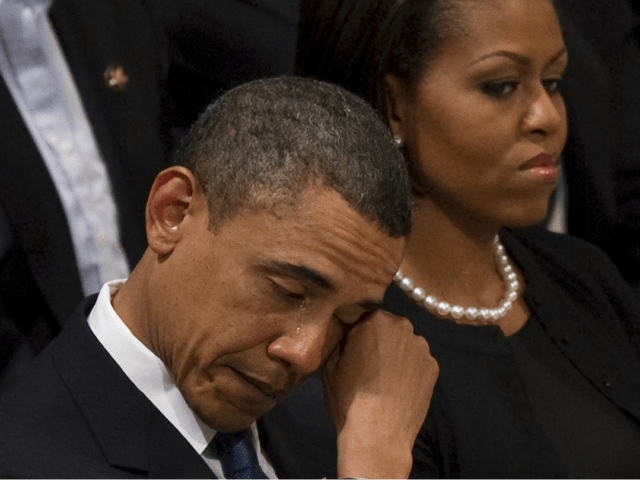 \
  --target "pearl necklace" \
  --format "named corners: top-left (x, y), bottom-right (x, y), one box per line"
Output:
top-left (393, 236), bottom-right (519, 323)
